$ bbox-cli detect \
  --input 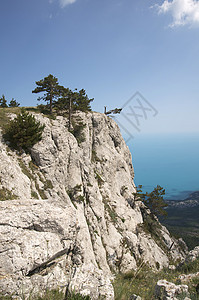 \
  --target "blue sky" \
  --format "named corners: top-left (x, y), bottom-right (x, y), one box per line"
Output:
top-left (1, 0), bottom-right (199, 135)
